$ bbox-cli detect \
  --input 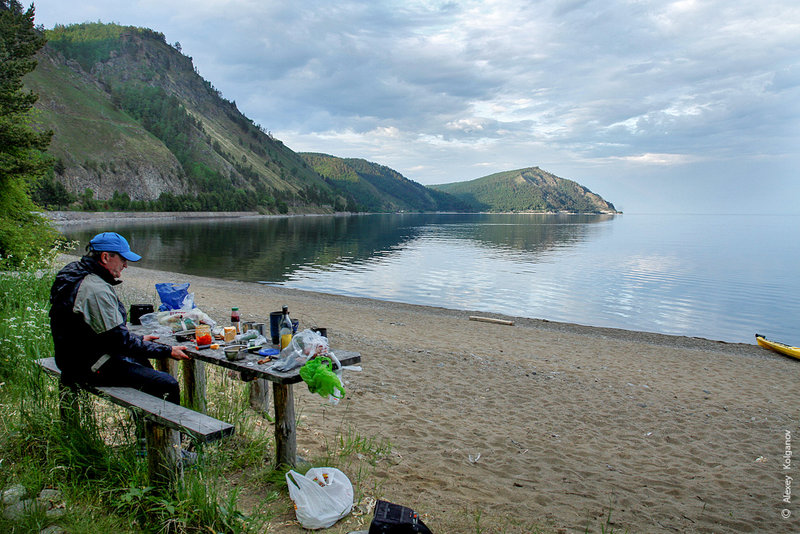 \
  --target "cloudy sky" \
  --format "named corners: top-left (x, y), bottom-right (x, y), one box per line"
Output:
top-left (31, 1), bottom-right (800, 213)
